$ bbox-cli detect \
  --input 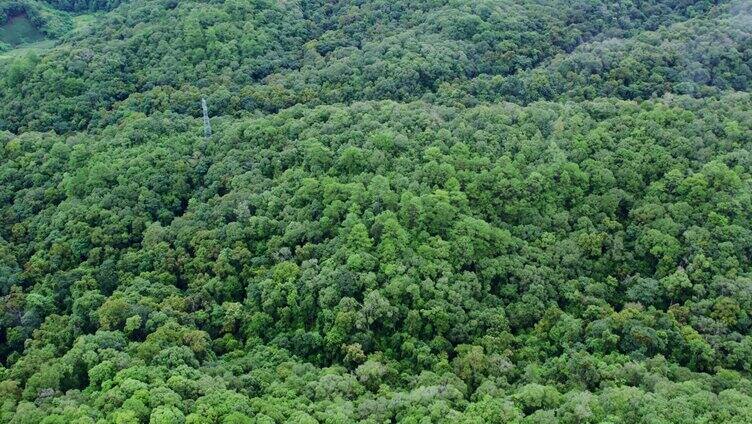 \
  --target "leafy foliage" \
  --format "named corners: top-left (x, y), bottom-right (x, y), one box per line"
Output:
top-left (1, 0), bottom-right (752, 423)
